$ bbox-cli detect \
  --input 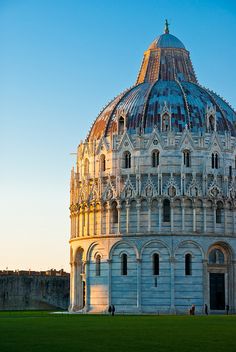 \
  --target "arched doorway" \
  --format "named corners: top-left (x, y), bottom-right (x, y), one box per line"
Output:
top-left (207, 243), bottom-right (233, 311)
